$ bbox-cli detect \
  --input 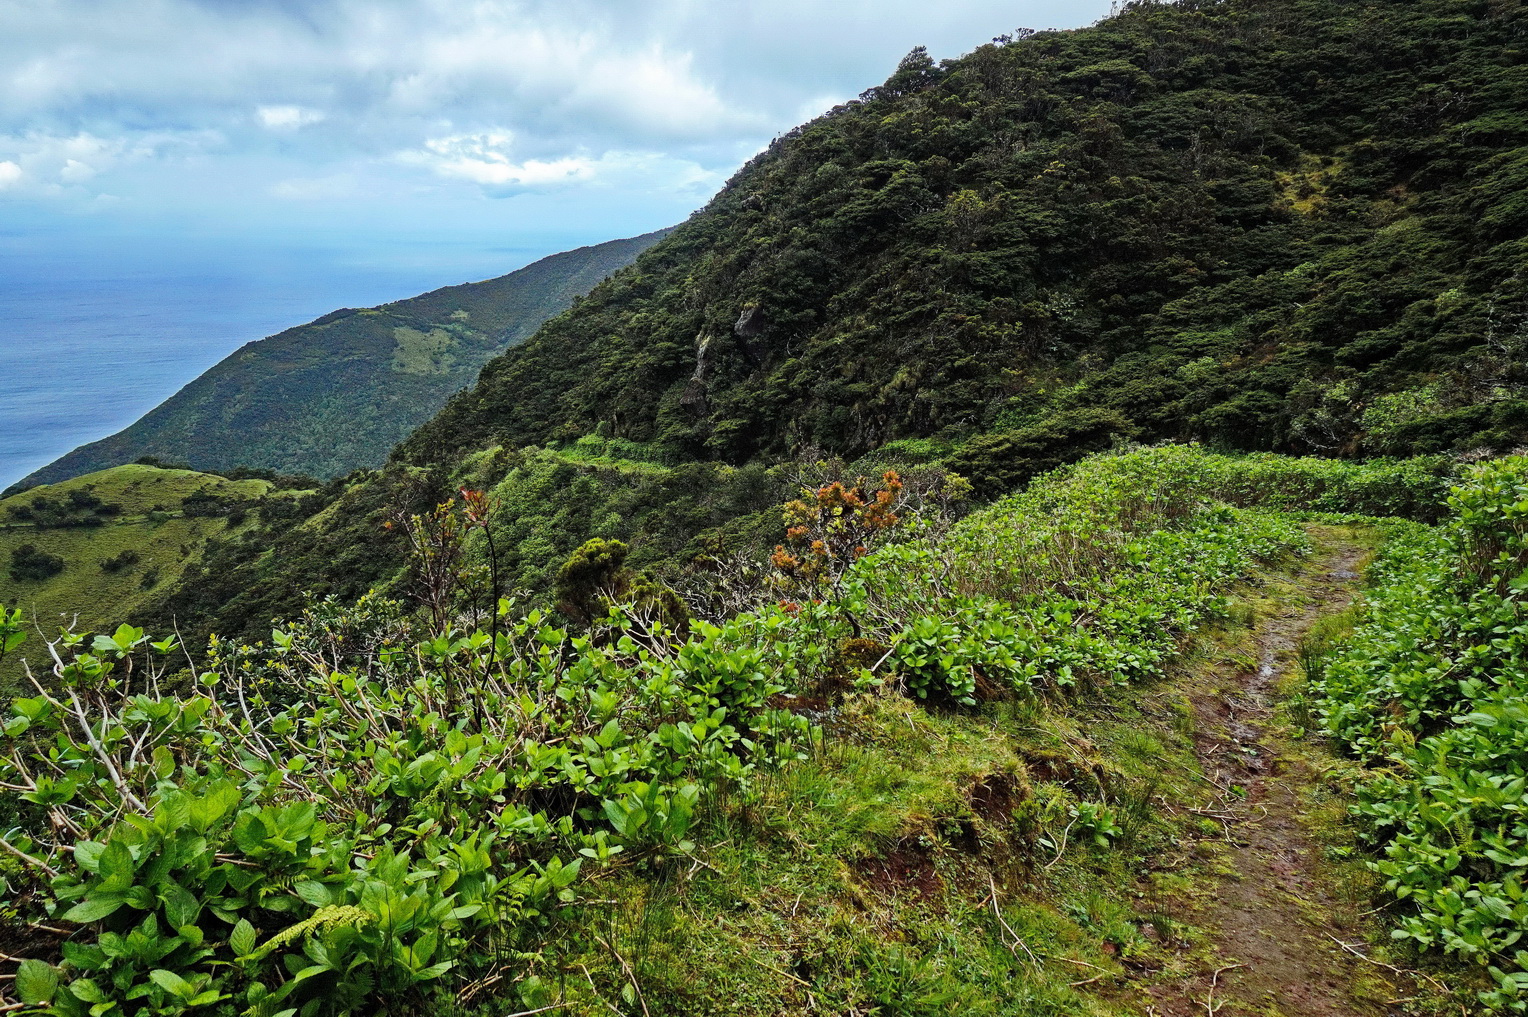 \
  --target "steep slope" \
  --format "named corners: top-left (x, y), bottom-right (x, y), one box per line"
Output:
top-left (0, 464), bottom-right (312, 688)
top-left (11, 229), bottom-right (671, 491)
top-left (402, 0), bottom-right (1528, 485)
top-left (102, 0), bottom-right (1528, 646)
